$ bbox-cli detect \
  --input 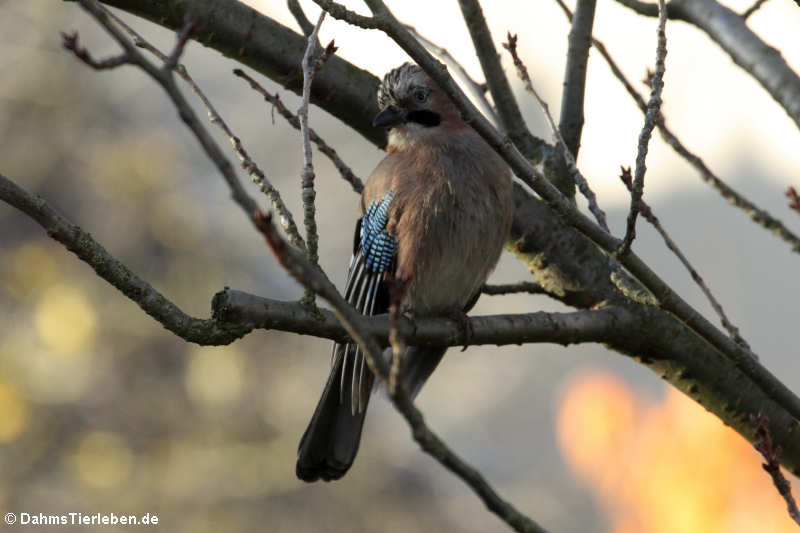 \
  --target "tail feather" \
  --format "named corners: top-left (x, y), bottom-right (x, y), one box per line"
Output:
top-left (296, 346), bottom-right (445, 482)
